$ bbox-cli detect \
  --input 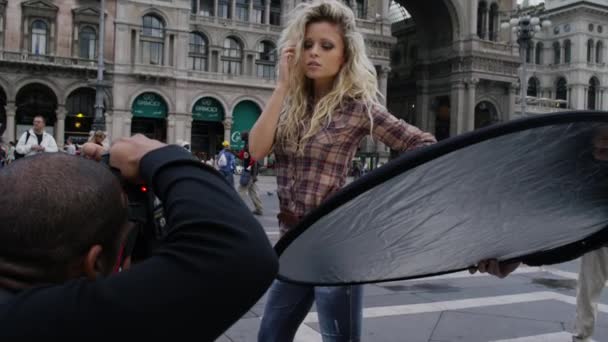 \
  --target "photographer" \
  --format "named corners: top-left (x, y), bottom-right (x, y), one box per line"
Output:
top-left (0, 135), bottom-right (278, 340)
